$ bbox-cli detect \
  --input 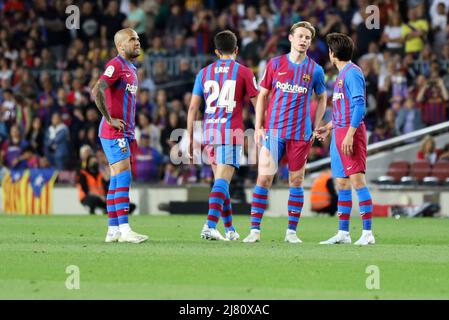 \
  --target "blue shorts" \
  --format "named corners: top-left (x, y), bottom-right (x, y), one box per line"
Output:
top-left (205, 144), bottom-right (242, 169)
top-left (262, 135), bottom-right (311, 171)
top-left (100, 137), bottom-right (132, 165)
